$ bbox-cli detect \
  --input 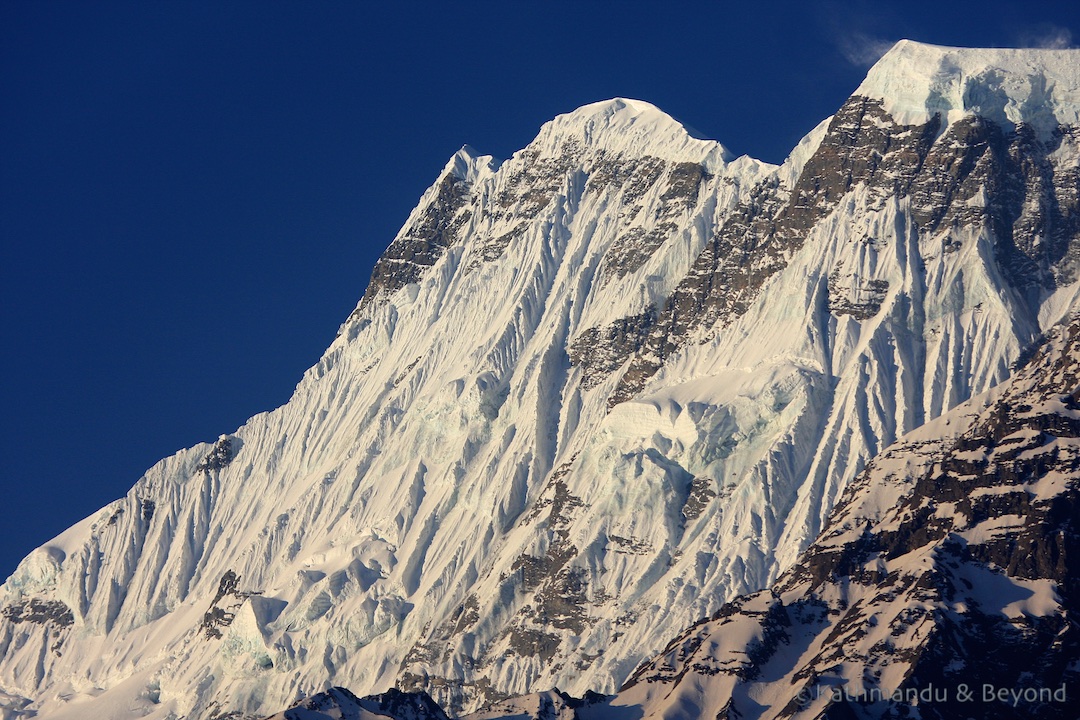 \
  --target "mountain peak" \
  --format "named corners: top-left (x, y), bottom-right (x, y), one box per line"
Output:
top-left (527, 97), bottom-right (731, 167)
top-left (442, 144), bottom-right (498, 184)
top-left (565, 97), bottom-right (672, 122)
top-left (856, 39), bottom-right (1080, 131)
